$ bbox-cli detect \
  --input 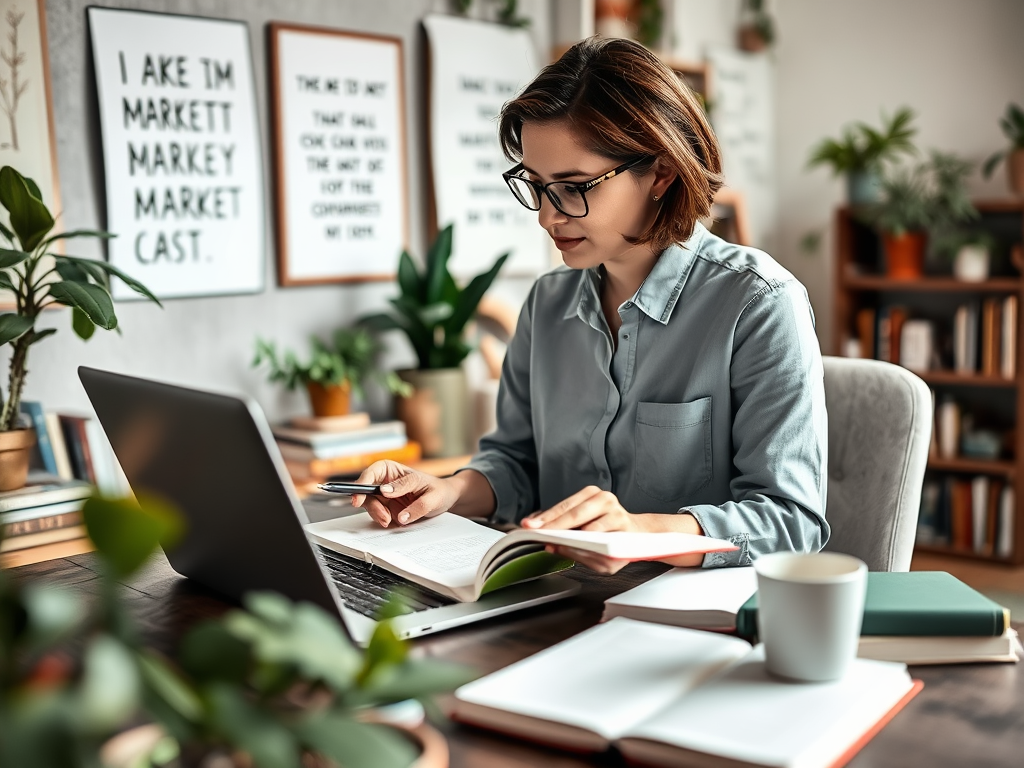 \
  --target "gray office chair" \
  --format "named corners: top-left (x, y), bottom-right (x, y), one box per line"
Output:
top-left (821, 356), bottom-right (932, 571)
